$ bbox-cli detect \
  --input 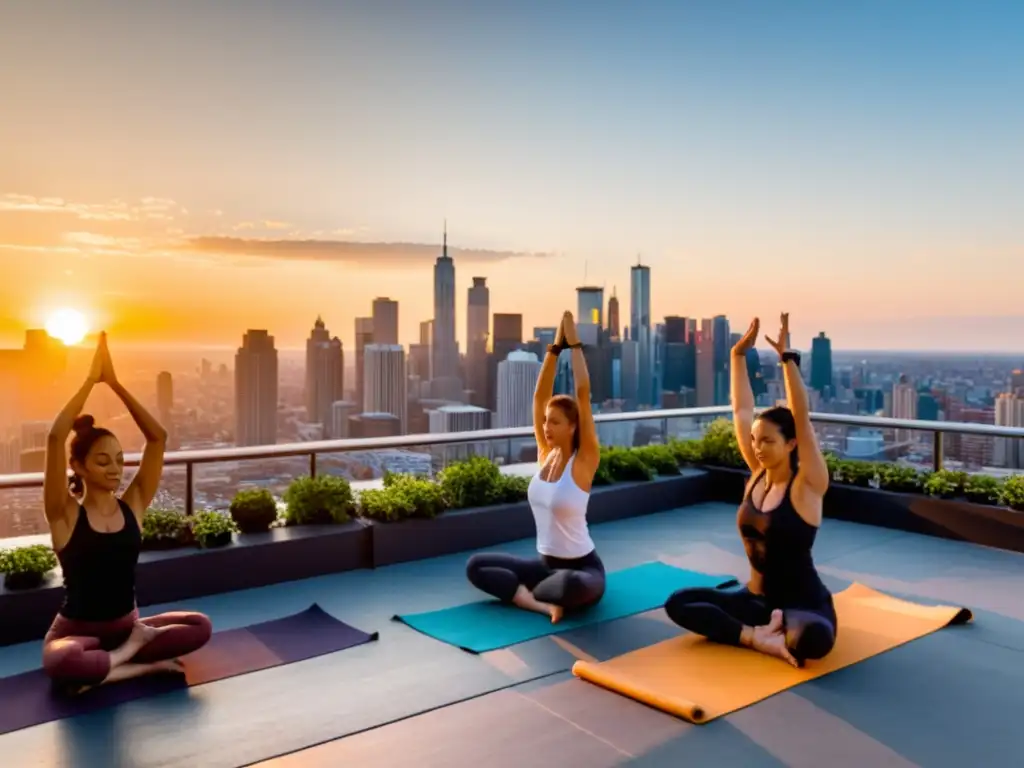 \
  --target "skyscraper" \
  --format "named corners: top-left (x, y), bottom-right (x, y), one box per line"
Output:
top-left (371, 298), bottom-right (399, 345)
top-left (891, 374), bottom-right (917, 444)
top-left (630, 261), bottom-right (653, 405)
top-left (305, 317), bottom-right (345, 435)
top-left (696, 319), bottom-right (715, 407)
top-left (712, 315), bottom-right (731, 406)
top-left (810, 332), bottom-right (834, 397)
top-left (156, 372), bottom-right (173, 419)
top-left (432, 225), bottom-right (458, 383)
top-left (235, 329), bottom-right (278, 446)
top-left (467, 277), bottom-right (490, 406)
top-left (354, 317), bottom-right (373, 409)
top-left (576, 286), bottom-right (604, 328)
top-left (364, 344), bottom-right (407, 433)
top-left (497, 350), bottom-right (541, 428)
top-left (607, 288), bottom-right (620, 341)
